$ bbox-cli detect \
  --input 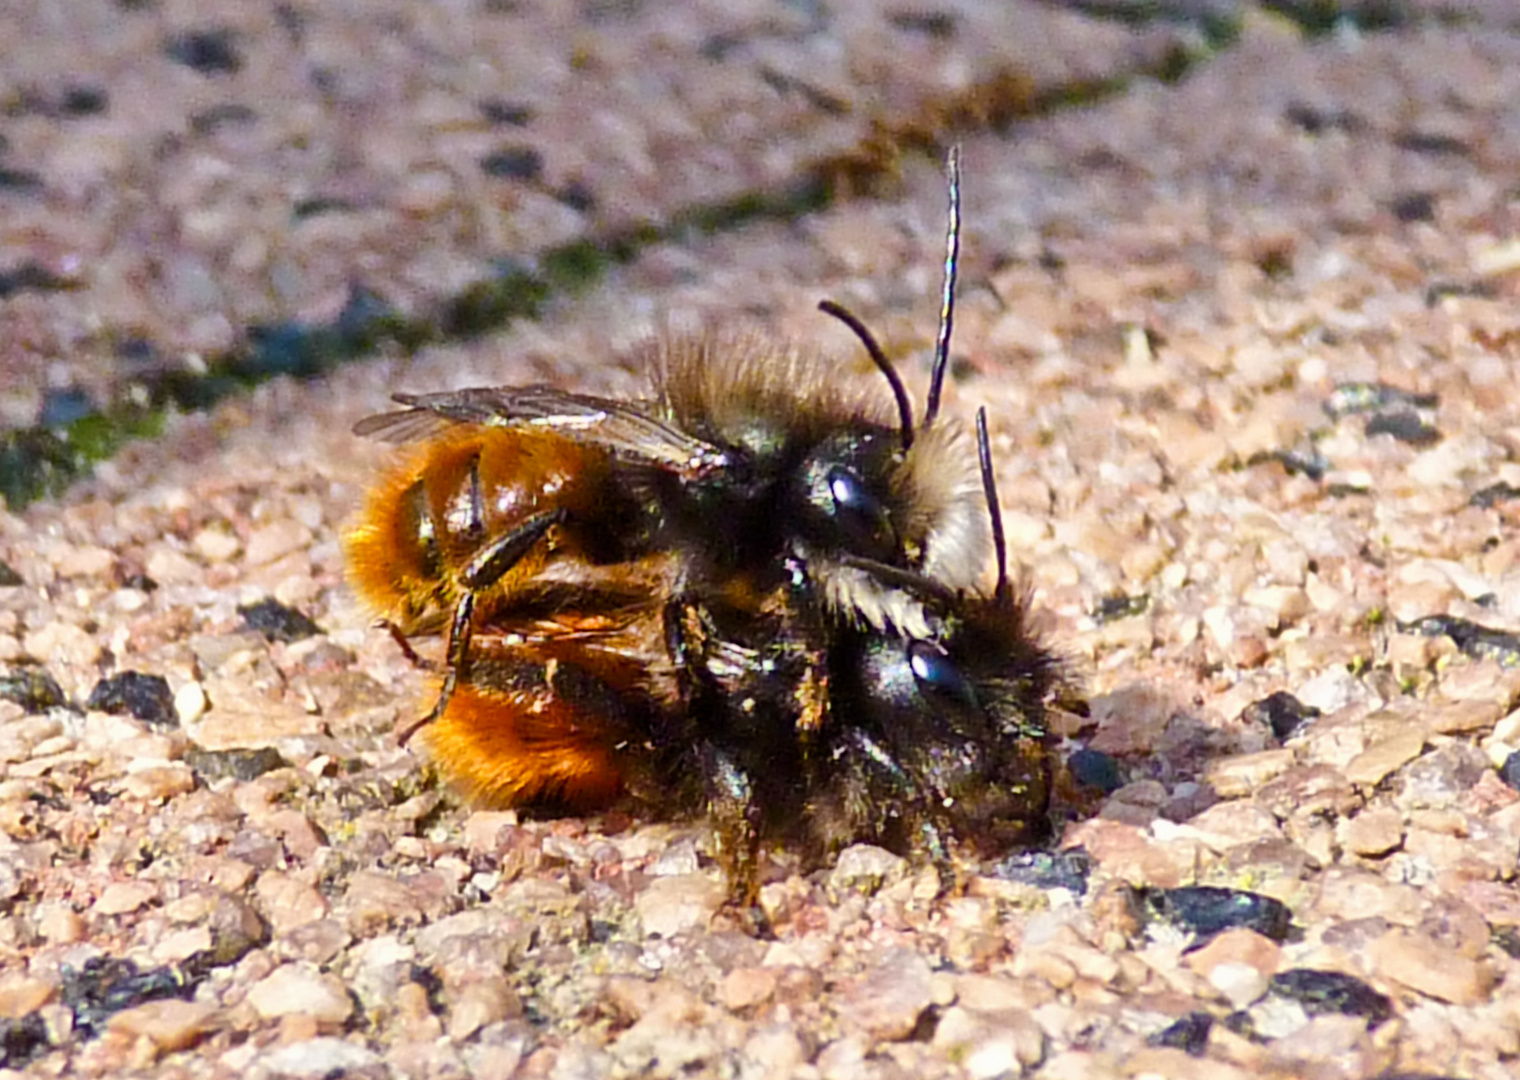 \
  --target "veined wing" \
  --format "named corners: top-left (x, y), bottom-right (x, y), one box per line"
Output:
top-left (353, 385), bottom-right (730, 477)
